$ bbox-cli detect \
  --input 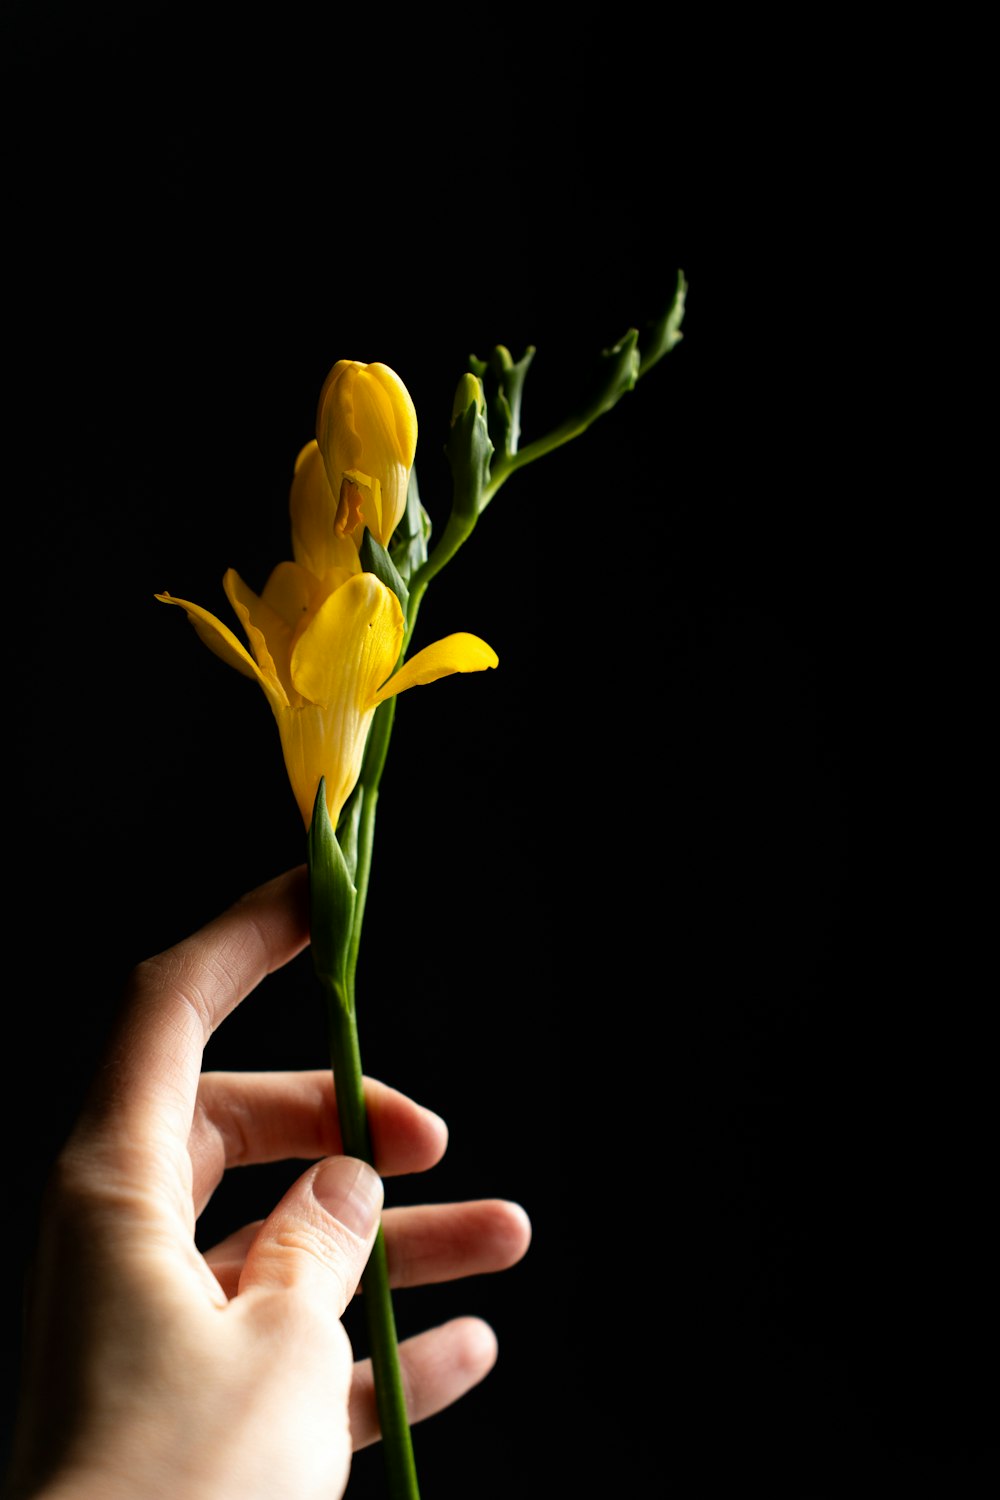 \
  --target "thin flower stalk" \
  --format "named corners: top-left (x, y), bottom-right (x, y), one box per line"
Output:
top-left (157, 284), bottom-right (686, 1497)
